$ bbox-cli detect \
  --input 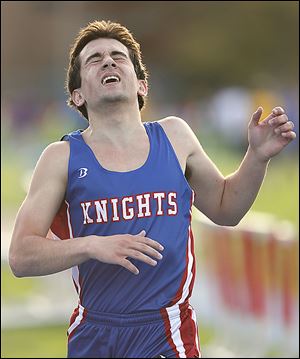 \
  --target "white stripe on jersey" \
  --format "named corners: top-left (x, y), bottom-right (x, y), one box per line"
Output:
top-left (72, 266), bottom-right (80, 295)
top-left (65, 200), bottom-right (82, 297)
top-left (47, 229), bottom-right (60, 241)
top-left (67, 304), bottom-right (84, 336)
top-left (65, 200), bottom-right (74, 238)
top-left (166, 304), bottom-right (187, 357)
top-left (164, 191), bottom-right (195, 357)
top-left (177, 225), bottom-right (194, 304)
